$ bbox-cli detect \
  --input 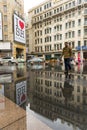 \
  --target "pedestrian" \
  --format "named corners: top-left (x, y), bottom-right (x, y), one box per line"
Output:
top-left (60, 79), bottom-right (74, 105)
top-left (61, 42), bottom-right (72, 74)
